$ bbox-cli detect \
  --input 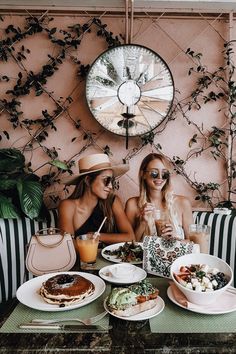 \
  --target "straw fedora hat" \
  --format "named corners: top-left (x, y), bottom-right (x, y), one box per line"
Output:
top-left (63, 153), bottom-right (129, 185)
